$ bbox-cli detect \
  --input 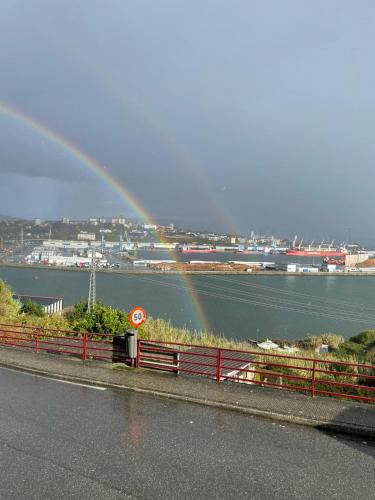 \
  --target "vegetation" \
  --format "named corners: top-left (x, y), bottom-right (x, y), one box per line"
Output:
top-left (0, 276), bottom-right (372, 362)
top-left (0, 278), bottom-right (373, 400)
top-left (140, 317), bottom-right (249, 350)
top-left (350, 330), bottom-right (375, 346)
top-left (0, 279), bottom-right (20, 319)
top-left (335, 331), bottom-right (375, 361)
top-left (302, 333), bottom-right (345, 350)
top-left (65, 299), bottom-right (131, 334)
top-left (0, 279), bottom-right (69, 330)
top-left (20, 298), bottom-right (45, 317)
